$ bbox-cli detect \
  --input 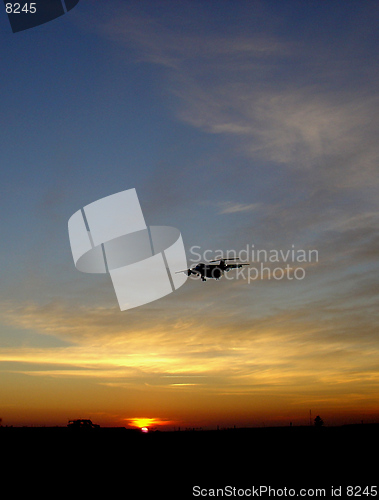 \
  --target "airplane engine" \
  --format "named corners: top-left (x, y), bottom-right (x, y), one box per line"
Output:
top-left (211, 268), bottom-right (223, 279)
